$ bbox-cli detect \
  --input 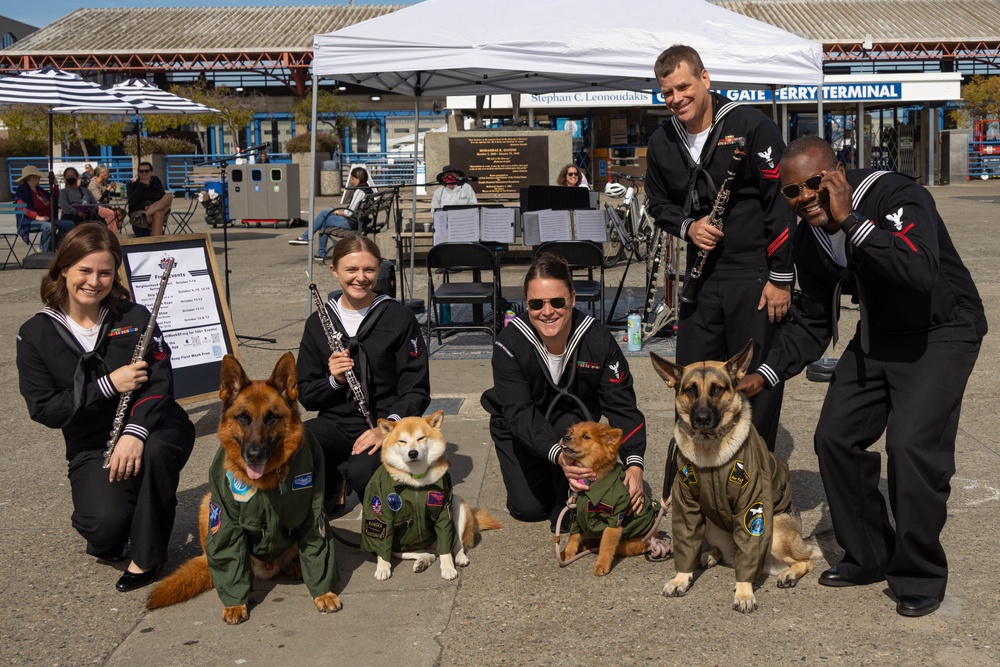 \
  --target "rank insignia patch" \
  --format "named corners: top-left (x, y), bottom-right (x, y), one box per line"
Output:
top-left (364, 518), bottom-right (388, 540)
top-left (680, 464), bottom-right (698, 486)
top-left (729, 460), bottom-right (749, 487)
top-left (744, 502), bottom-right (765, 536)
